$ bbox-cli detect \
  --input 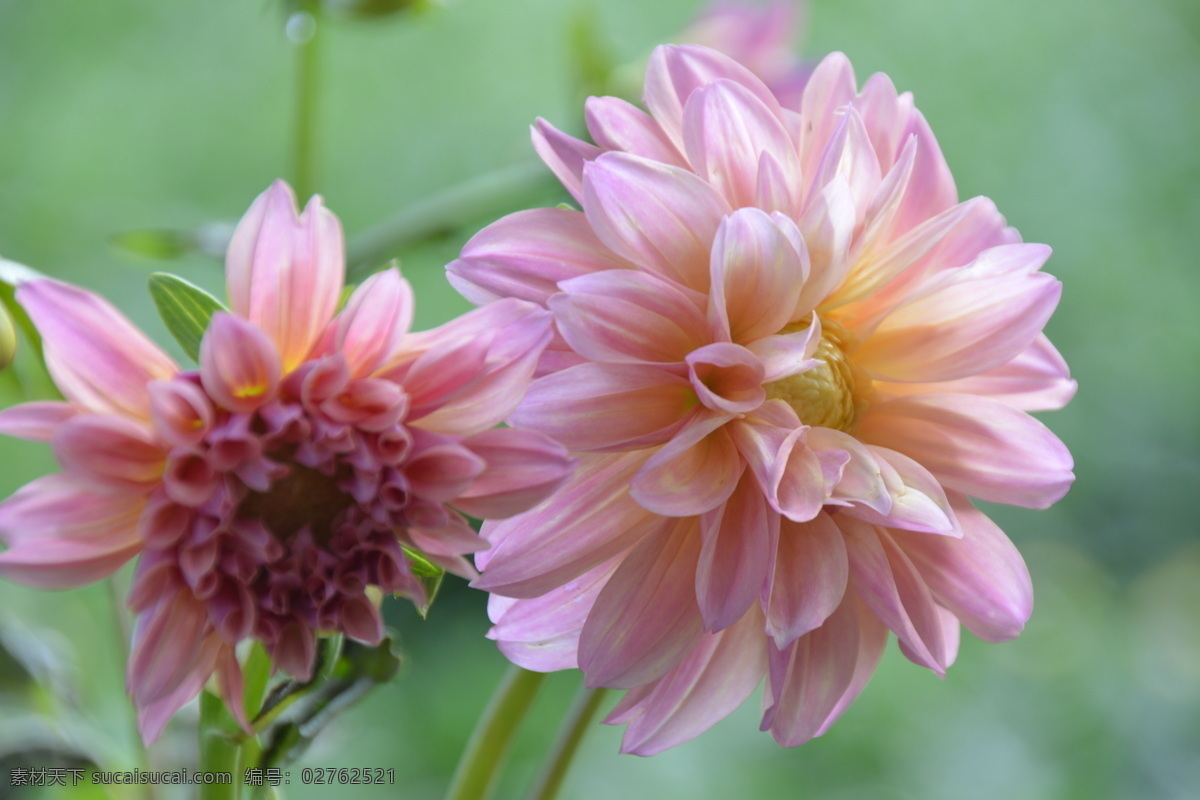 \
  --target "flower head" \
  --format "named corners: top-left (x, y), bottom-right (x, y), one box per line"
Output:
top-left (449, 45), bottom-right (1075, 754)
top-left (0, 181), bottom-right (572, 741)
